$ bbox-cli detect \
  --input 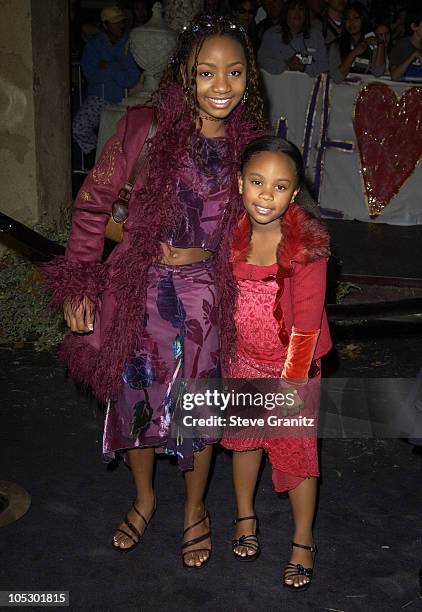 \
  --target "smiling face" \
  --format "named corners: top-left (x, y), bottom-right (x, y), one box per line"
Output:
top-left (345, 8), bottom-right (362, 37)
top-left (239, 151), bottom-right (300, 227)
top-left (185, 35), bottom-right (247, 122)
